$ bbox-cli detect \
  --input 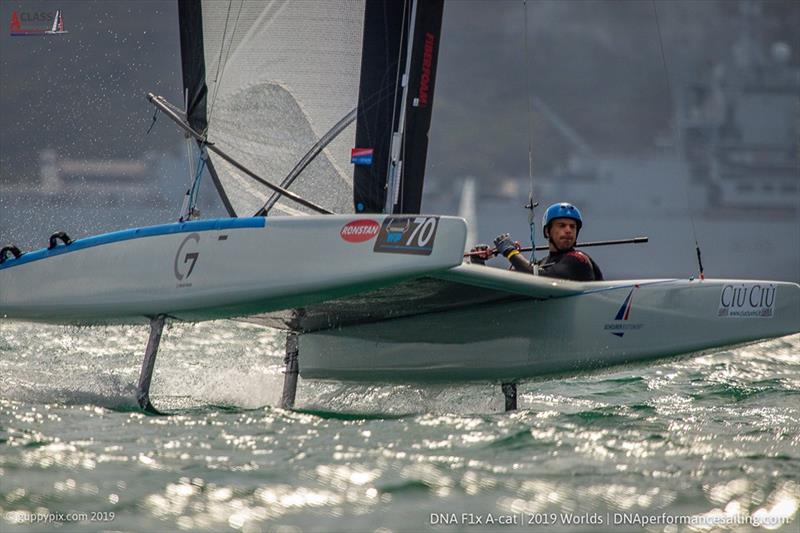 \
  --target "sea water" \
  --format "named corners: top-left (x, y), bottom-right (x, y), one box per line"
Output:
top-left (1, 320), bottom-right (798, 532)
